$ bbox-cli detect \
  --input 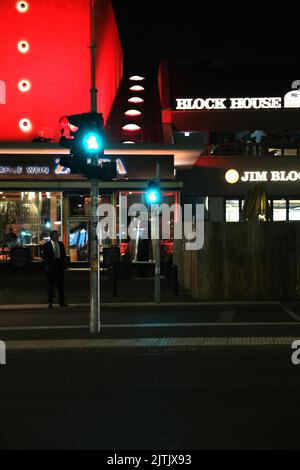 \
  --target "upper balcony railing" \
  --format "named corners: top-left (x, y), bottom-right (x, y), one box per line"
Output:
top-left (204, 143), bottom-right (300, 157)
